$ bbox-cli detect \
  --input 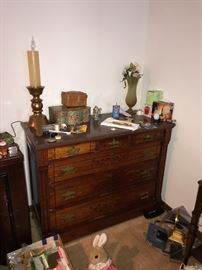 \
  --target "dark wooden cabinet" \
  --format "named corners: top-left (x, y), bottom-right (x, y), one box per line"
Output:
top-left (0, 151), bottom-right (31, 264)
top-left (22, 114), bottom-right (175, 243)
